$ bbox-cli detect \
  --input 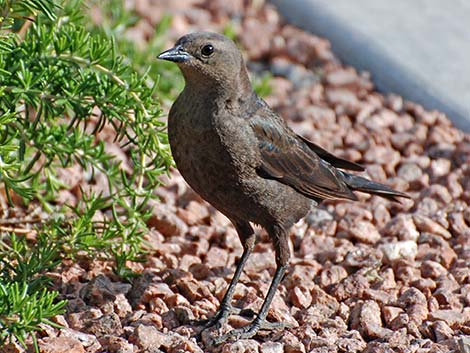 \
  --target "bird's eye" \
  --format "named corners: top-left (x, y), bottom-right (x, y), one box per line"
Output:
top-left (201, 44), bottom-right (214, 57)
